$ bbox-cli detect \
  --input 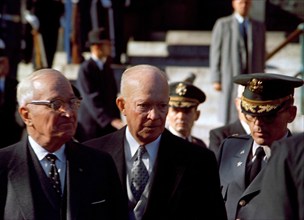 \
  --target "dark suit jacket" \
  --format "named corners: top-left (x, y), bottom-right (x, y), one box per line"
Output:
top-left (191, 135), bottom-right (207, 148)
top-left (0, 137), bottom-right (128, 220)
top-left (217, 133), bottom-right (292, 220)
top-left (209, 119), bottom-right (247, 155)
top-left (253, 132), bottom-right (304, 220)
top-left (0, 76), bottom-right (24, 148)
top-left (75, 58), bottom-right (121, 142)
top-left (84, 127), bottom-right (227, 220)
